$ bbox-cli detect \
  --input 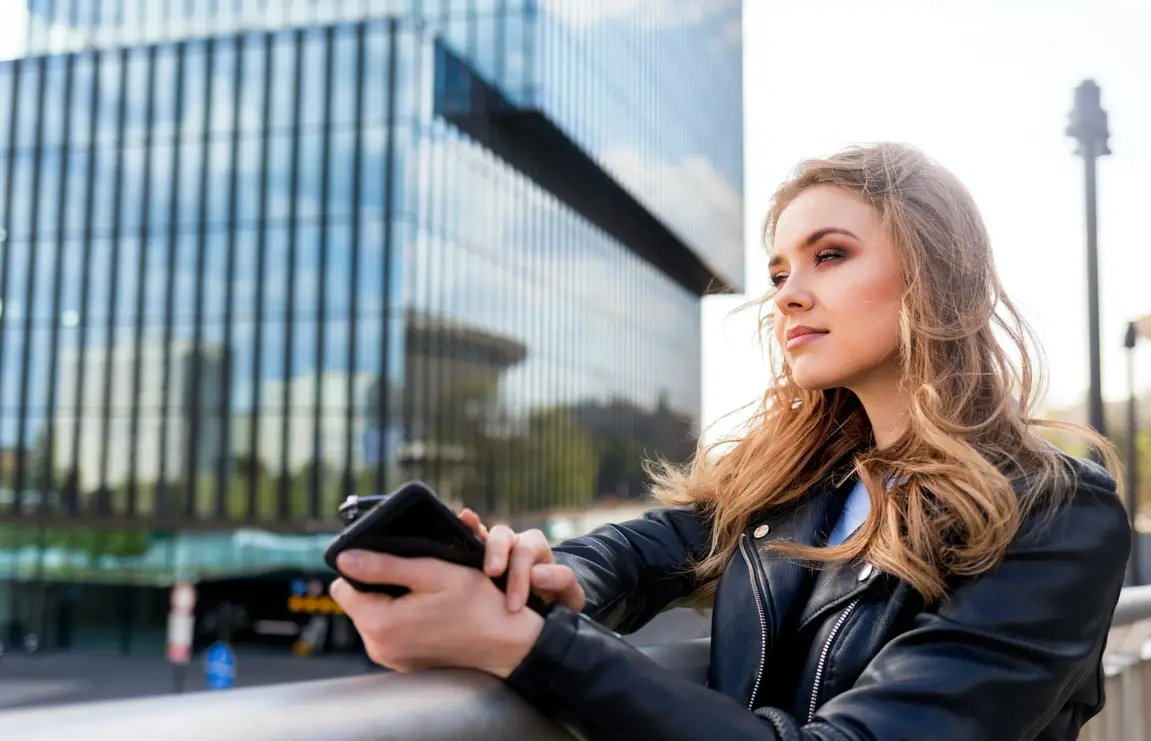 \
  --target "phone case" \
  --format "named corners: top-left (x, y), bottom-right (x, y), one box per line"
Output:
top-left (324, 482), bottom-right (552, 616)
top-left (324, 482), bottom-right (483, 594)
